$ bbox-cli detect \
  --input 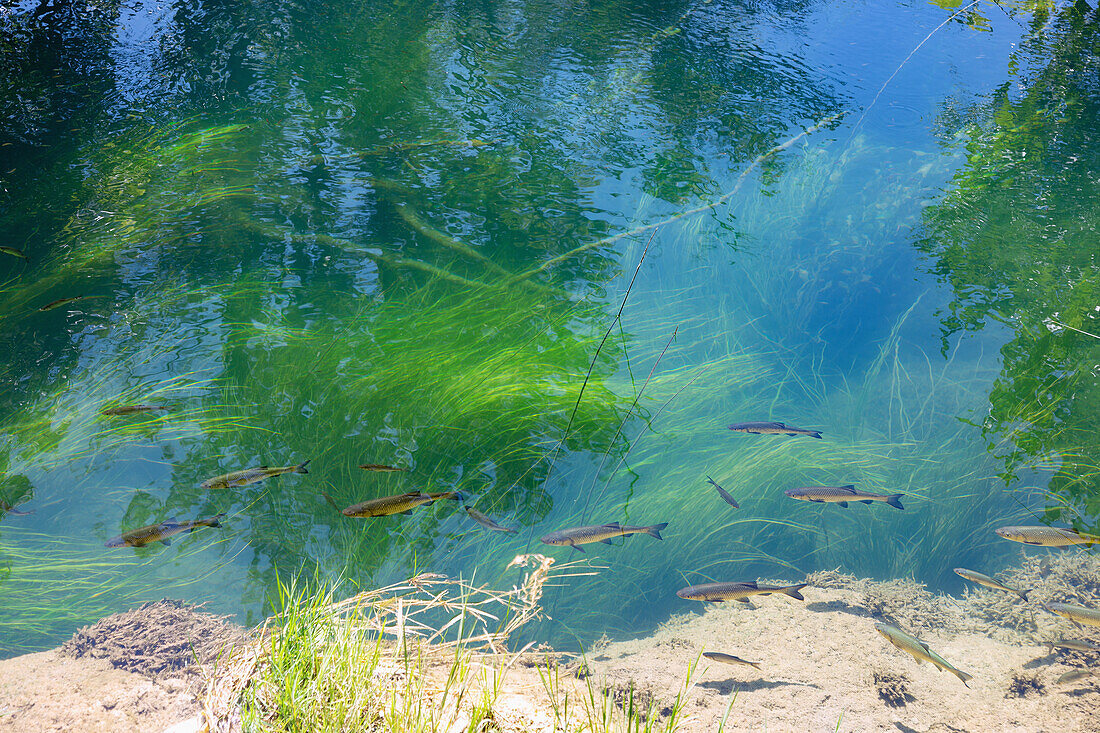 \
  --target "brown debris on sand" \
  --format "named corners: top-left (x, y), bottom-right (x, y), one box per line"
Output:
top-left (873, 668), bottom-right (914, 707)
top-left (60, 598), bottom-right (247, 678)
